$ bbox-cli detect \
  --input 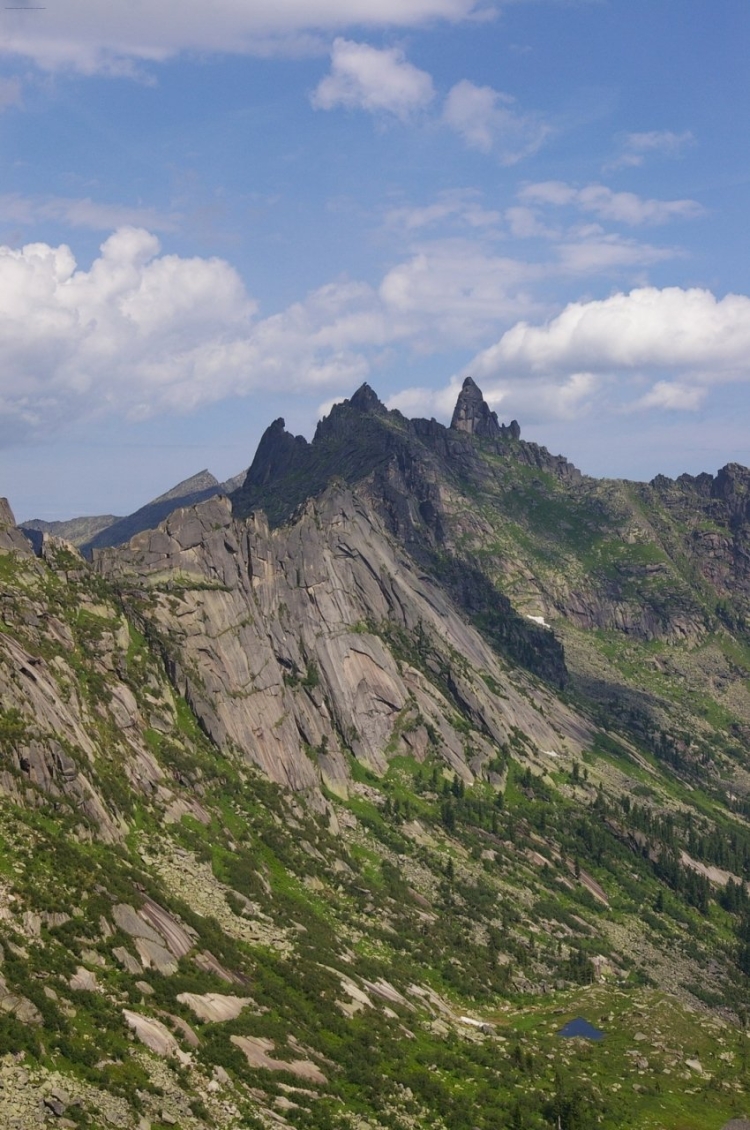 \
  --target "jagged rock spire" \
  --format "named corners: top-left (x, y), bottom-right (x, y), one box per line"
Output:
top-left (0, 497), bottom-right (15, 526)
top-left (240, 417), bottom-right (309, 494)
top-left (347, 383), bottom-right (387, 414)
top-left (450, 377), bottom-right (520, 440)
